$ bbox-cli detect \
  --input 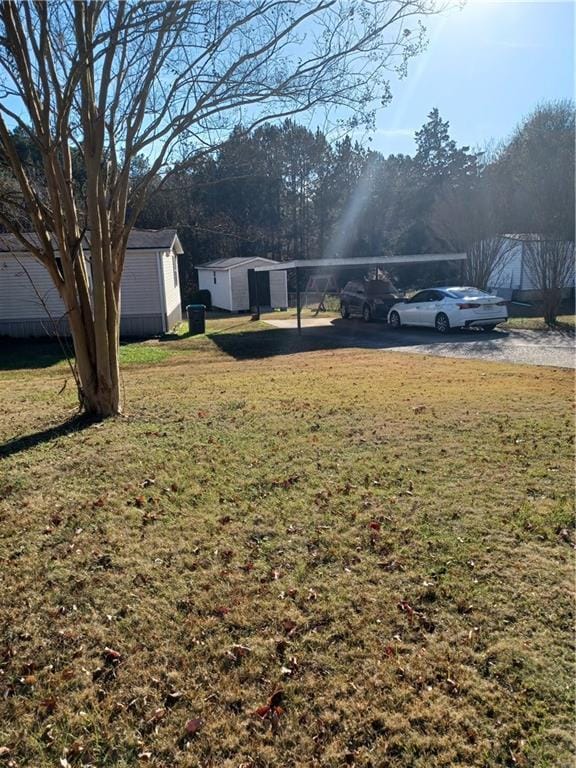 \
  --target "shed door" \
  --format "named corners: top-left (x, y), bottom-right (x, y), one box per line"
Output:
top-left (248, 270), bottom-right (271, 307)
